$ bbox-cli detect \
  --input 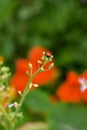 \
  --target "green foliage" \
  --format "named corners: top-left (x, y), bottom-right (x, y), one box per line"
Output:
top-left (24, 89), bottom-right (52, 113)
top-left (47, 103), bottom-right (87, 130)
top-left (24, 89), bottom-right (87, 130)
top-left (0, 0), bottom-right (18, 26)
